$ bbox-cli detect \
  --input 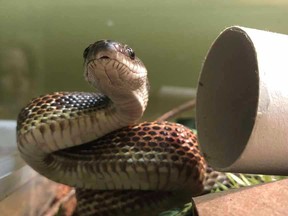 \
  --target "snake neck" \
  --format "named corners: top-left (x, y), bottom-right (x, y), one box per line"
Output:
top-left (109, 82), bottom-right (149, 125)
